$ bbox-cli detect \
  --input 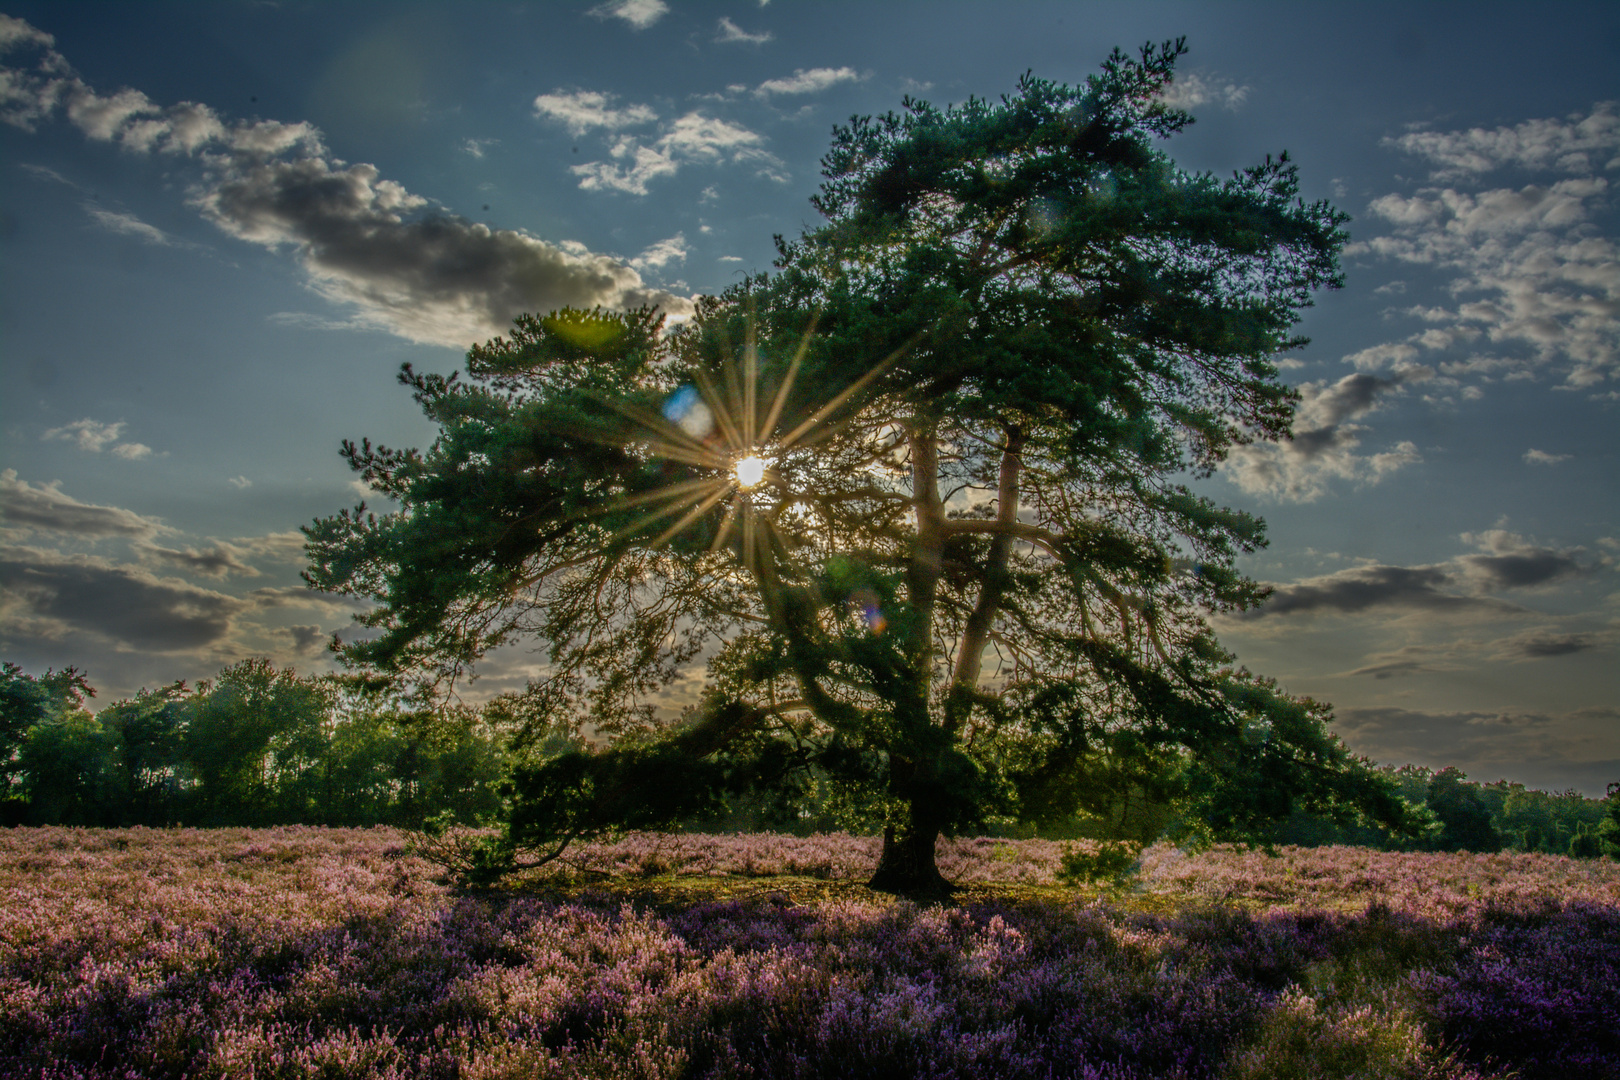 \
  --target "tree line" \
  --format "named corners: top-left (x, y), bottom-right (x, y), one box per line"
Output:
top-left (1, 659), bottom-right (506, 829)
top-left (5, 658), bottom-right (1617, 860)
